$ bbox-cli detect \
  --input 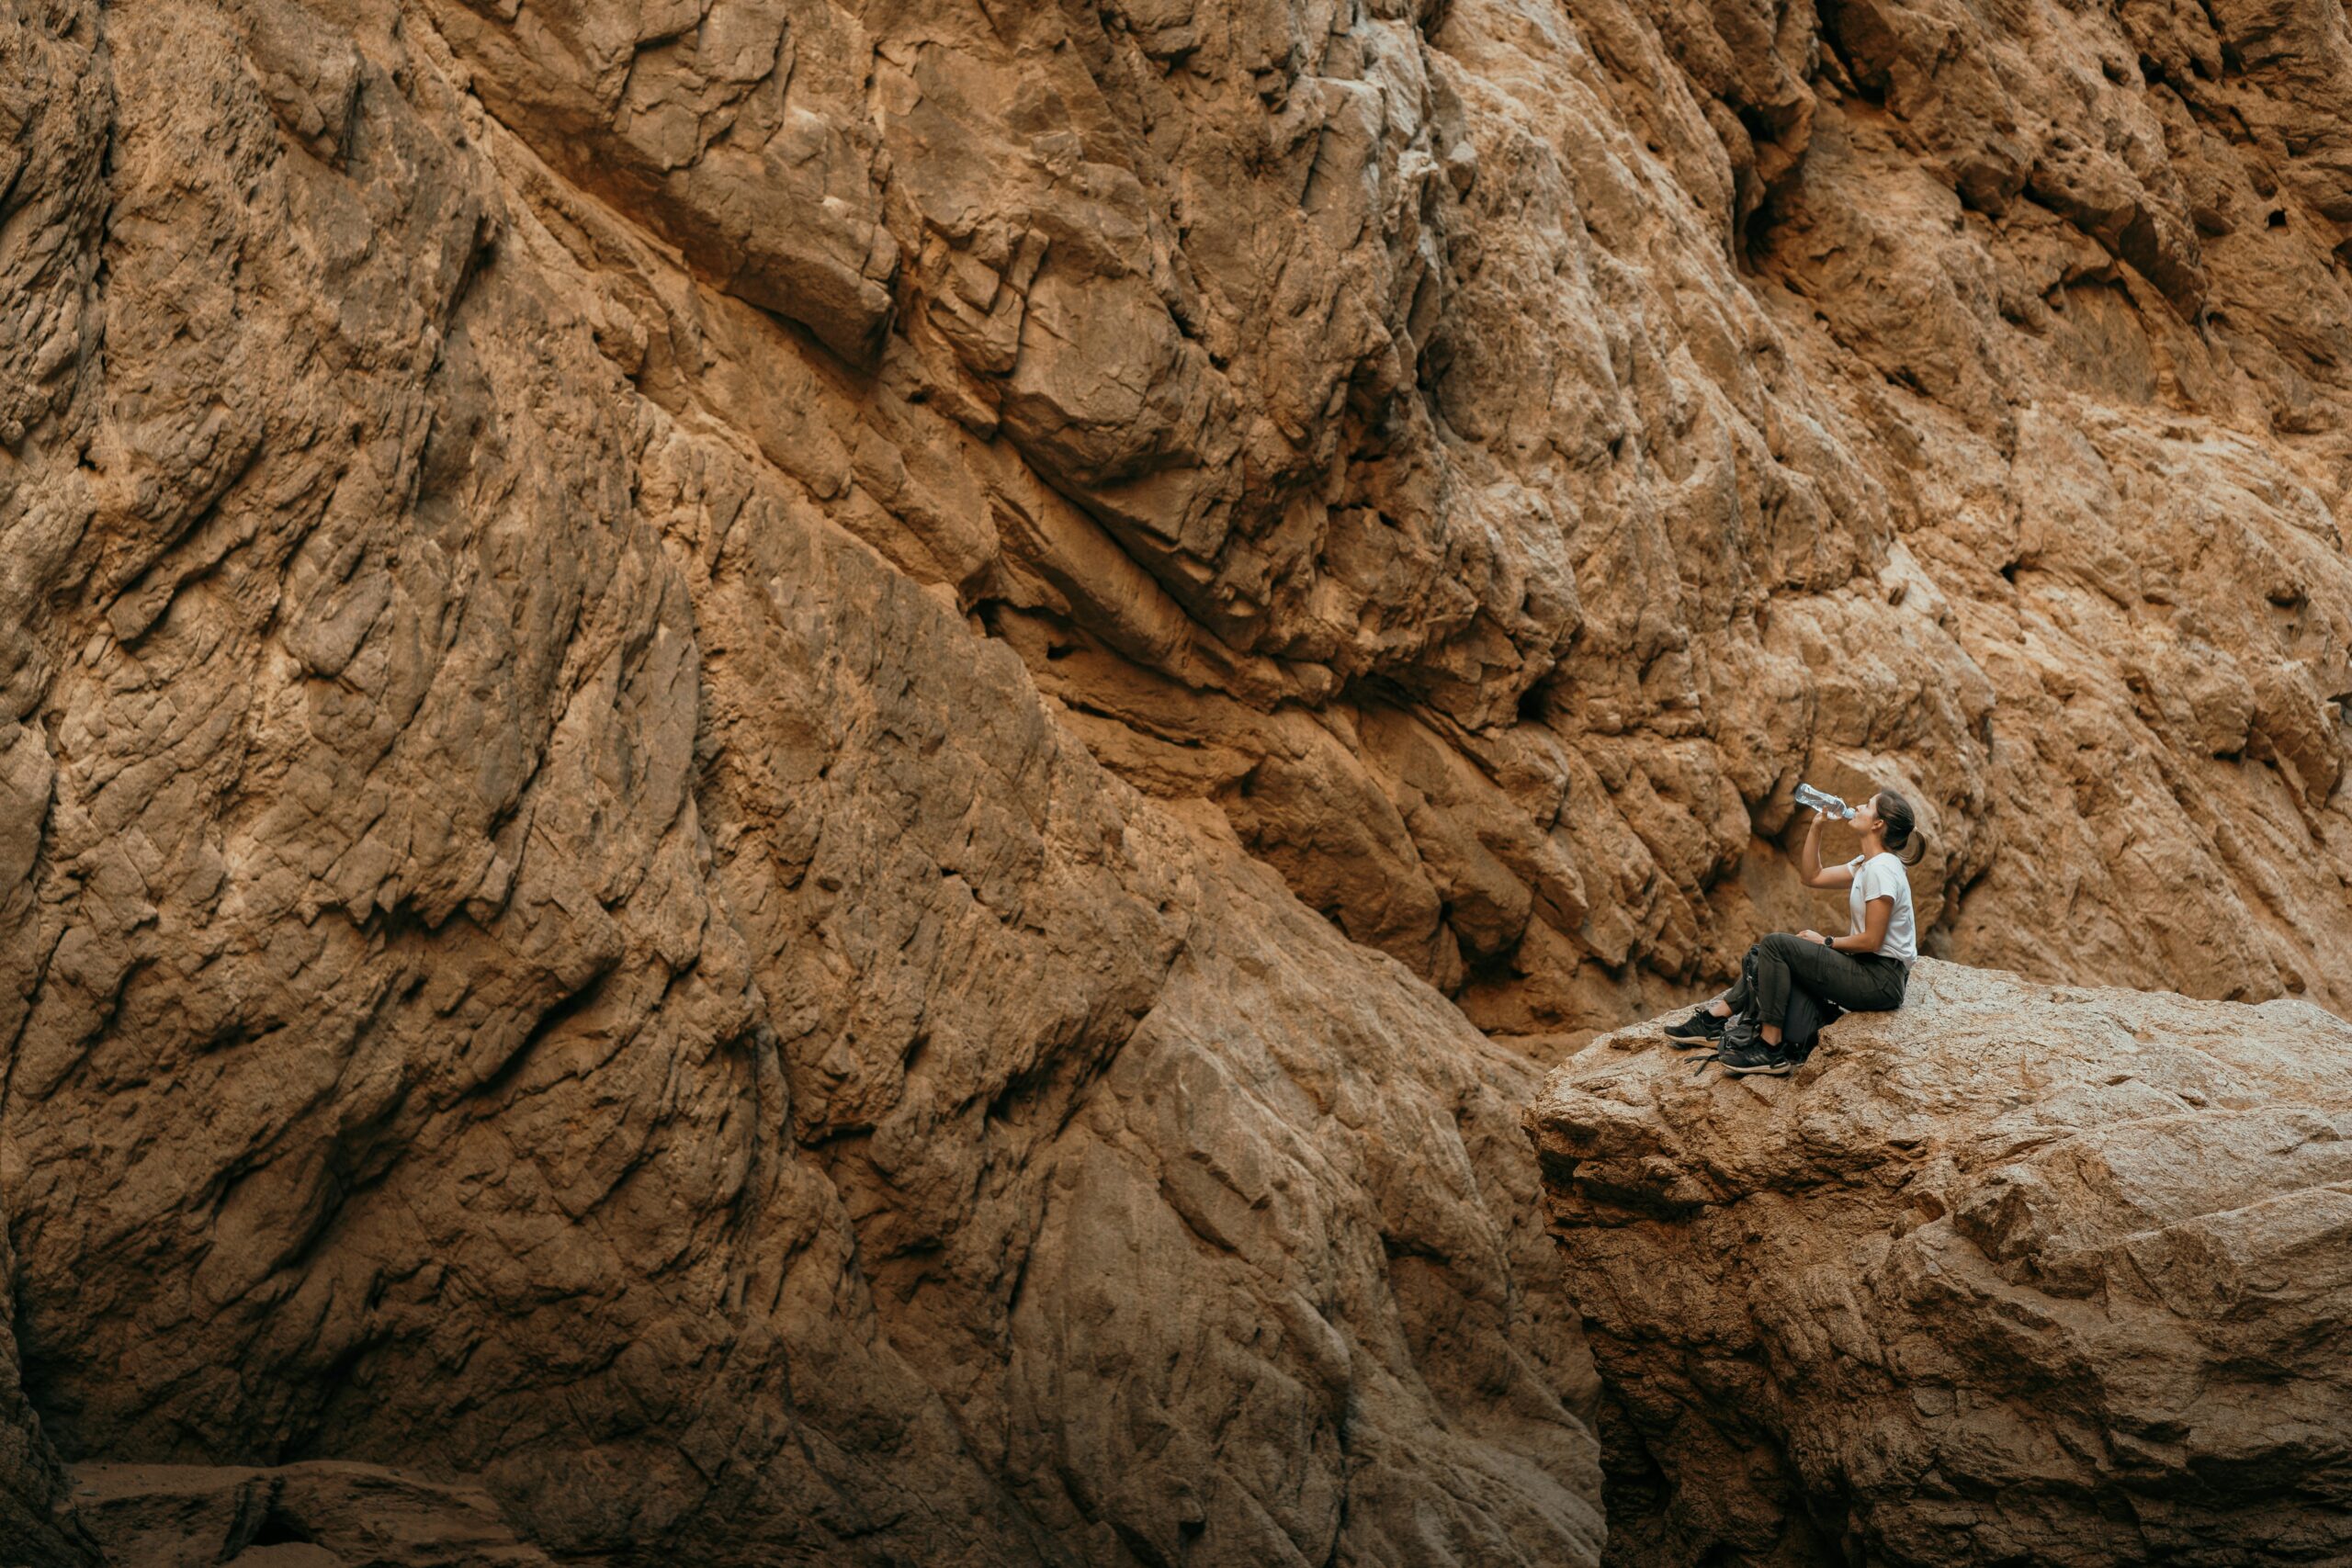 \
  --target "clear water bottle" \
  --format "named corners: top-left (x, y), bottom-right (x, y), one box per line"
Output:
top-left (1794, 782), bottom-right (1855, 819)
